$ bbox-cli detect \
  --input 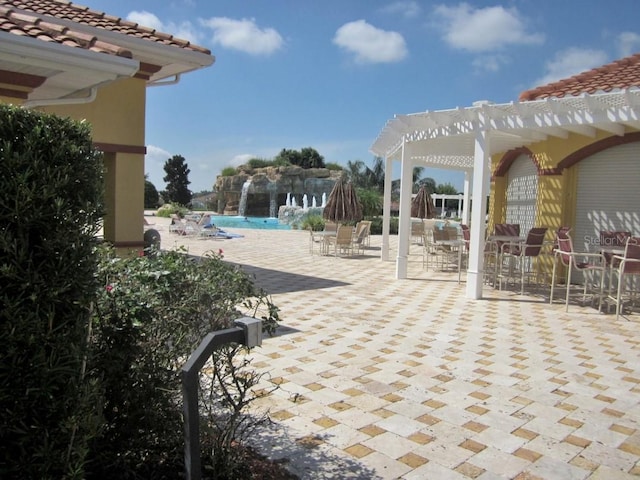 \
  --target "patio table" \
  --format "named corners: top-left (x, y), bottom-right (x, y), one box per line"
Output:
top-left (309, 231), bottom-right (335, 255)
